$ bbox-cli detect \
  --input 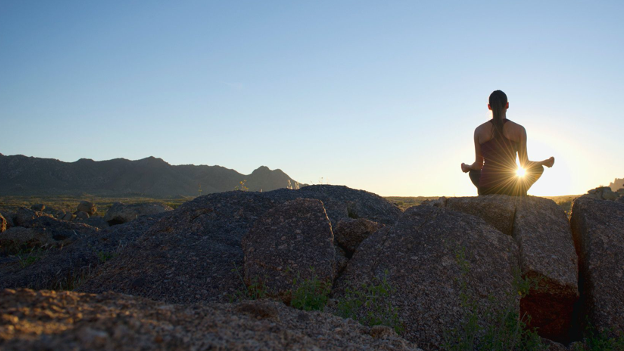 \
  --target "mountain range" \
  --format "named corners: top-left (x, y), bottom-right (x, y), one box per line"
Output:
top-left (0, 153), bottom-right (298, 198)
